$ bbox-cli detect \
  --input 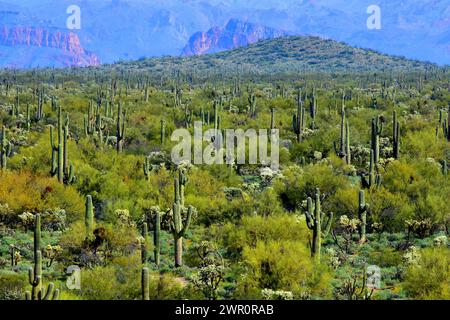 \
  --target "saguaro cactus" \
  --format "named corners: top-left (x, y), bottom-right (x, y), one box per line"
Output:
top-left (309, 91), bottom-right (317, 129)
top-left (25, 214), bottom-right (60, 300)
top-left (151, 207), bottom-right (162, 266)
top-left (392, 111), bottom-right (400, 159)
top-left (304, 188), bottom-right (333, 261)
top-left (447, 104), bottom-right (450, 142)
top-left (345, 121), bottom-right (351, 165)
top-left (143, 157), bottom-right (153, 180)
top-left (141, 267), bottom-right (150, 300)
top-left (293, 94), bottom-right (305, 142)
top-left (116, 102), bottom-right (126, 153)
top-left (141, 222), bottom-right (148, 264)
top-left (85, 195), bottom-right (94, 241)
top-left (248, 93), bottom-right (257, 118)
top-left (270, 107), bottom-right (275, 130)
top-left (334, 104), bottom-right (351, 164)
top-left (170, 176), bottom-right (193, 267)
top-left (371, 116), bottom-right (384, 163)
top-left (1, 125), bottom-right (11, 170)
top-left (358, 190), bottom-right (369, 243)
top-left (160, 119), bottom-right (165, 146)
top-left (362, 149), bottom-right (382, 189)
top-left (50, 106), bottom-right (75, 184)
